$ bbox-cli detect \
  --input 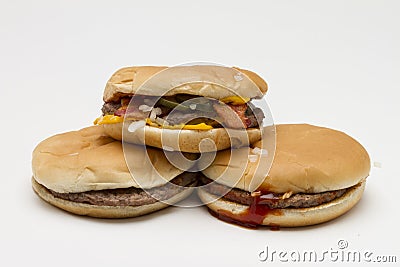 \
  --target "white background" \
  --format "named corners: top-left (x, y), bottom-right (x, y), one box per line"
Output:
top-left (1, 0), bottom-right (399, 266)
